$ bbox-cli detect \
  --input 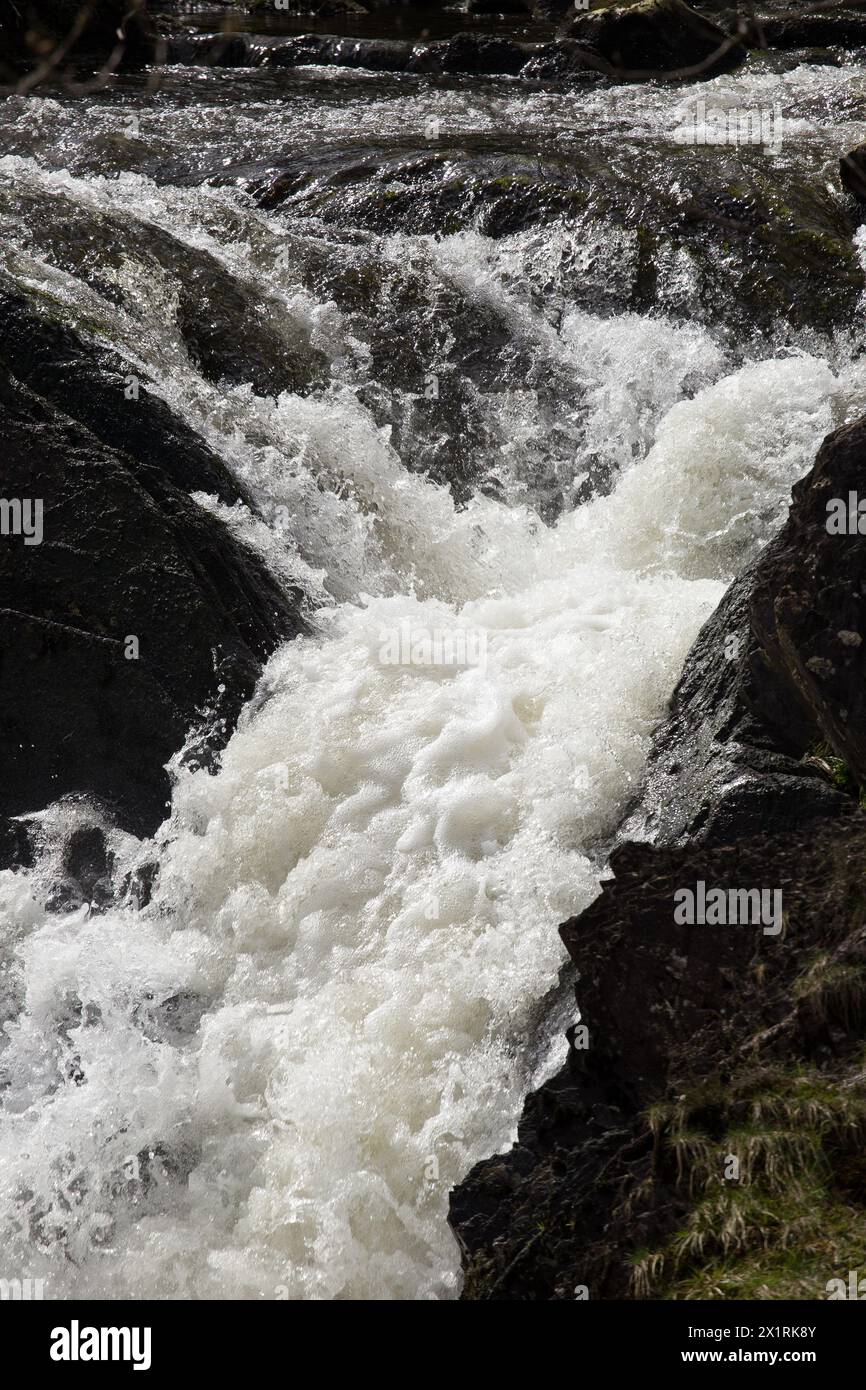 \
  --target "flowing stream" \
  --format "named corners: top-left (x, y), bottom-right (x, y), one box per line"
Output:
top-left (2, 29), bottom-right (866, 1298)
